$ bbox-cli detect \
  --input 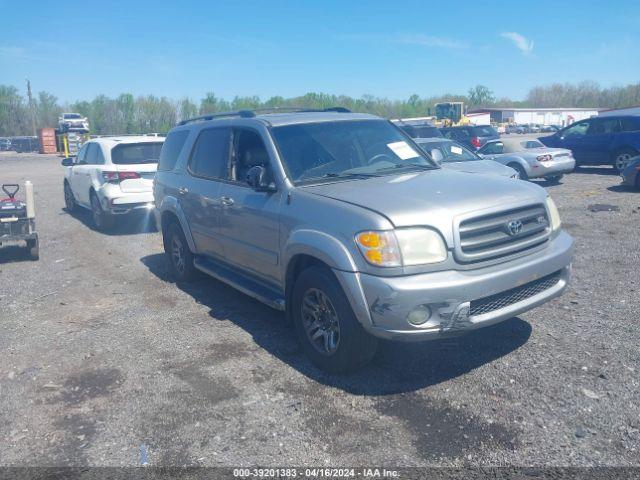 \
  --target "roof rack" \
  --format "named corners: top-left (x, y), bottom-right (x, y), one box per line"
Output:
top-left (178, 106), bottom-right (351, 126)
